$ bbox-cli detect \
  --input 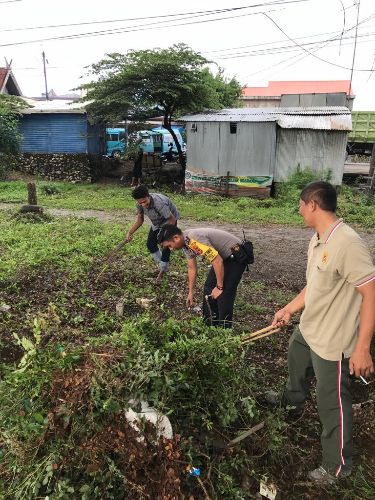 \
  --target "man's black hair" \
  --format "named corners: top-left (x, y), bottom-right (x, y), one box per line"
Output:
top-left (300, 181), bottom-right (337, 213)
top-left (157, 224), bottom-right (182, 244)
top-left (132, 184), bottom-right (149, 200)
